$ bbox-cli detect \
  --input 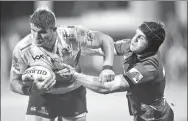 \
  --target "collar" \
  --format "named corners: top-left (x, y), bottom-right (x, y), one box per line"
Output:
top-left (136, 51), bottom-right (157, 60)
